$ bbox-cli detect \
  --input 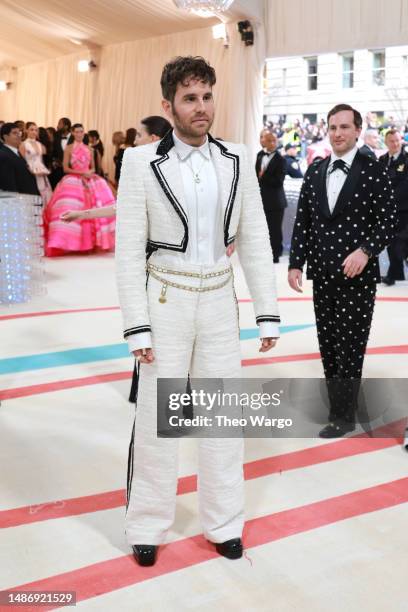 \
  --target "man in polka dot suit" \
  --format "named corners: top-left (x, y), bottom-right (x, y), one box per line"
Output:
top-left (288, 104), bottom-right (396, 438)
